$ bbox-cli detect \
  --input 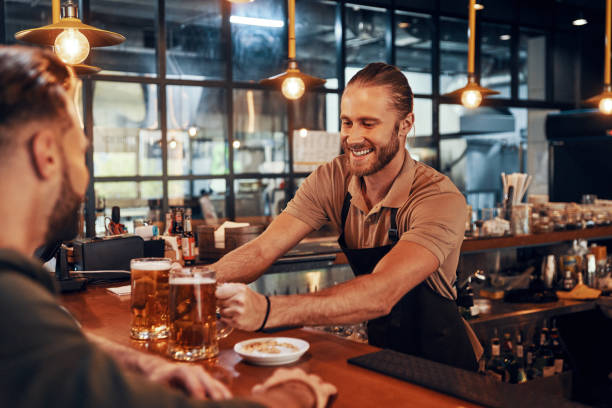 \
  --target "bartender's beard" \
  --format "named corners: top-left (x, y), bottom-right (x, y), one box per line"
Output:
top-left (45, 161), bottom-right (85, 245)
top-left (343, 122), bottom-right (401, 177)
